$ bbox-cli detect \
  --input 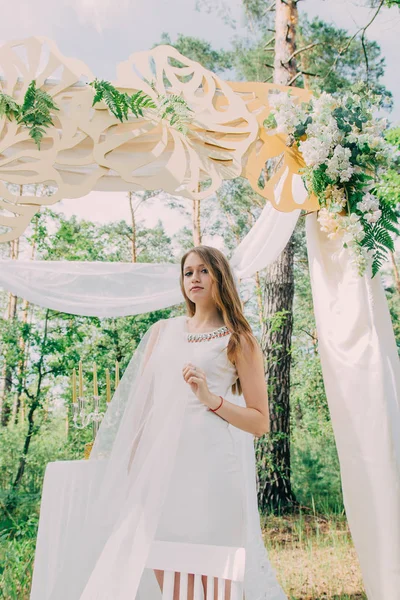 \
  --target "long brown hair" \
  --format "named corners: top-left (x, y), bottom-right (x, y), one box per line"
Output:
top-left (180, 245), bottom-right (256, 395)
